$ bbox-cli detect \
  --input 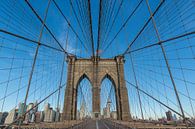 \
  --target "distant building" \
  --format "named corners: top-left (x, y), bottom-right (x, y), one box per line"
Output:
top-left (34, 101), bottom-right (38, 112)
top-left (44, 108), bottom-right (56, 122)
top-left (43, 103), bottom-right (56, 122)
top-left (44, 103), bottom-right (50, 111)
top-left (55, 108), bottom-right (60, 122)
top-left (24, 103), bottom-right (33, 123)
top-left (158, 117), bottom-right (166, 123)
top-left (110, 111), bottom-right (117, 119)
top-left (60, 113), bottom-right (63, 121)
top-left (5, 108), bottom-right (18, 124)
top-left (166, 110), bottom-right (173, 121)
top-left (0, 112), bottom-right (8, 125)
top-left (79, 101), bottom-right (85, 120)
top-left (17, 102), bottom-right (27, 124)
top-left (103, 99), bottom-right (111, 118)
top-left (40, 111), bottom-right (44, 122)
top-left (173, 114), bottom-right (177, 121)
top-left (35, 111), bottom-right (44, 123)
top-left (24, 101), bottom-right (38, 123)
top-left (35, 112), bottom-right (41, 123)
top-left (77, 110), bottom-right (80, 120)
top-left (103, 108), bottom-right (107, 118)
top-left (18, 103), bottom-right (26, 117)
top-left (30, 113), bottom-right (35, 123)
